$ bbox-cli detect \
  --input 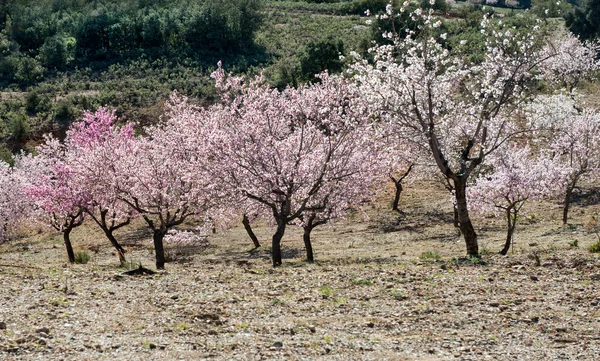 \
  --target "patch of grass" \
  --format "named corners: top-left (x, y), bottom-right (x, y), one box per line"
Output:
top-left (319, 284), bottom-right (336, 298)
top-left (589, 239), bottom-right (600, 253)
top-left (333, 297), bottom-right (349, 305)
top-left (569, 239), bottom-right (579, 248)
top-left (352, 278), bottom-right (373, 286)
top-left (175, 323), bottom-right (189, 330)
top-left (74, 251), bottom-right (90, 264)
top-left (391, 290), bottom-right (408, 301)
top-left (420, 251), bottom-right (441, 260)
